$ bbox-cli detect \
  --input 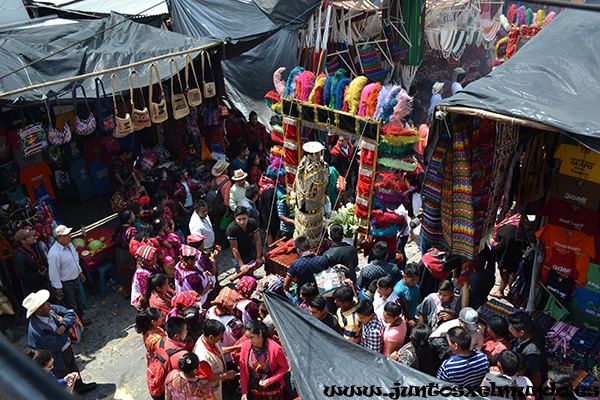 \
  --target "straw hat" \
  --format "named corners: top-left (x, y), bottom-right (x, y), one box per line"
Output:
top-left (211, 160), bottom-right (230, 177)
top-left (432, 82), bottom-right (444, 95)
top-left (22, 289), bottom-right (50, 318)
top-left (231, 169), bottom-right (248, 181)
